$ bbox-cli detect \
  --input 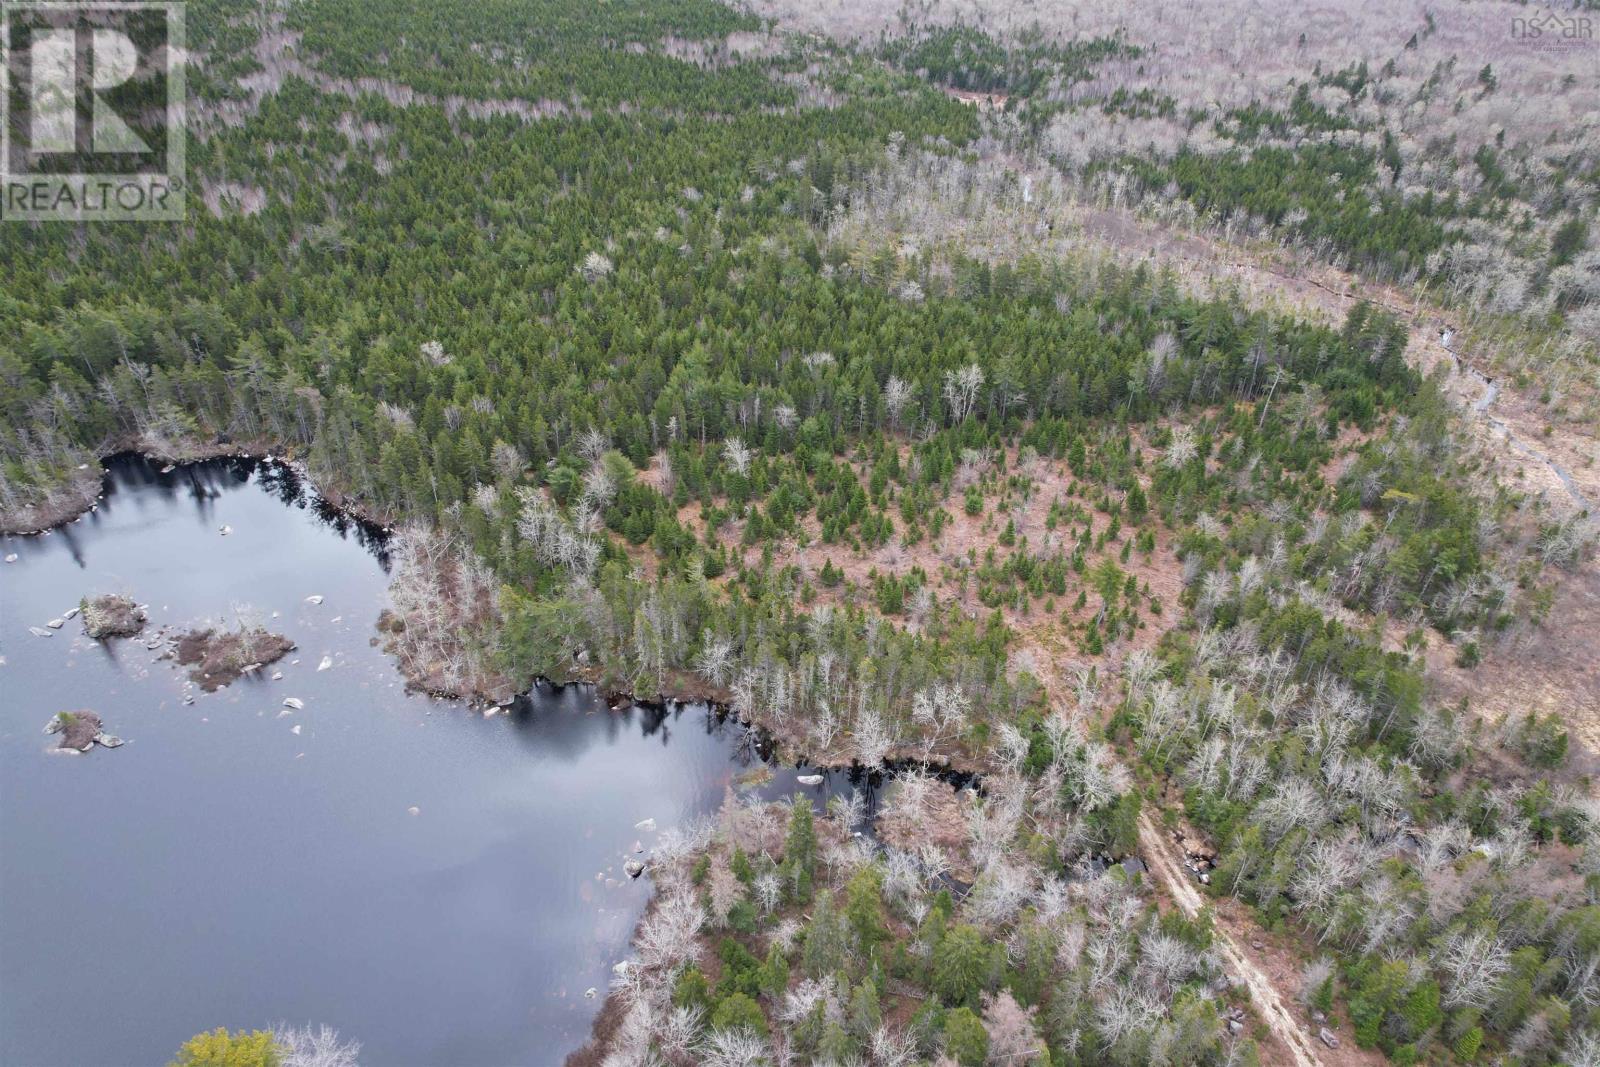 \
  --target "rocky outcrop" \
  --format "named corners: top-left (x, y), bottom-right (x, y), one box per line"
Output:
top-left (174, 626), bottom-right (295, 691)
top-left (1171, 822), bottom-right (1218, 885)
top-left (43, 711), bottom-right (120, 752)
top-left (81, 594), bottom-right (147, 639)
